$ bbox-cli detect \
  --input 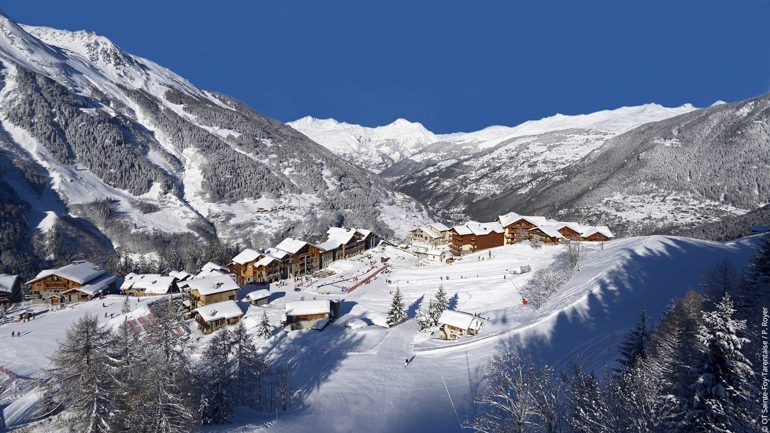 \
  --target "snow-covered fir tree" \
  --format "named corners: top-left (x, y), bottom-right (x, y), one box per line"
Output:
top-left (416, 304), bottom-right (433, 330)
top-left (688, 293), bottom-right (756, 432)
top-left (199, 331), bottom-right (234, 425)
top-left (229, 322), bottom-right (269, 409)
top-left (43, 314), bottom-right (120, 432)
top-left (121, 294), bottom-right (131, 314)
top-left (429, 285), bottom-right (448, 326)
top-left (255, 311), bottom-right (272, 341)
top-left (615, 305), bottom-right (652, 373)
top-left (386, 287), bottom-right (407, 327)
